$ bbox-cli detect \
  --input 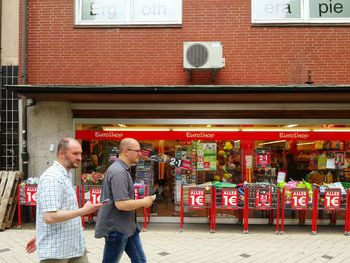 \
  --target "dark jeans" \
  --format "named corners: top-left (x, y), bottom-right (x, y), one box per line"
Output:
top-left (102, 230), bottom-right (146, 263)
